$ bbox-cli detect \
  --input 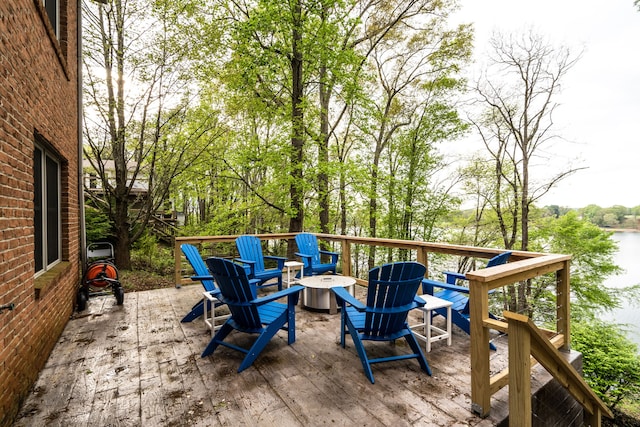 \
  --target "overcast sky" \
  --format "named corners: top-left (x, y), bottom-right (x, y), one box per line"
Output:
top-left (448, 0), bottom-right (640, 208)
